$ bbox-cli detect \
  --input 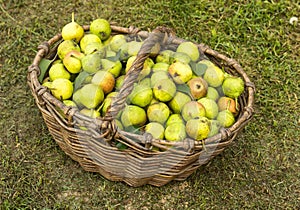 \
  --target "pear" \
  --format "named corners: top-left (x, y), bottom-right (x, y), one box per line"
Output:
top-left (77, 83), bottom-right (104, 109)
top-left (80, 34), bottom-right (102, 53)
top-left (91, 70), bottom-right (115, 94)
top-left (121, 105), bottom-right (147, 128)
top-left (166, 114), bottom-right (184, 127)
top-left (181, 101), bottom-right (206, 122)
top-left (202, 60), bottom-right (225, 87)
top-left (186, 117), bottom-right (210, 140)
top-left (63, 100), bottom-right (77, 108)
top-left (168, 92), bottom-right (191, 114)
top-left (187, 77), bottom-right (208, 99)
top-left (128, 83), bottom-right (153, 107)
top-left (198, 97), bottom-right (219, 119)
top-left (151, 62), bottom-right (170, 73)
top-left (115, 75), bottom-right (125, 91)
top-left (153, 78), bottom-right (176, 102)
top-left (176, 41), bottom-right (200, 62)
top-left (147, 102), bottom-right (170, 125)
top-left (57, 40), bottom-right (81, 60)
top-left (170, 52), bottom-right (191, 64)
top-left (139, 77), bottom-right (151, 87)
top-left (217, 110), bottom-right (235, 128)
top-left (81, 52), bottom-right (102, 73)
top-left (150, 71), bottom-right (170, 87)
top-left (49, 63), bottom-right (71, 81)
top-left (165, 122), bottom-right (186, 141)
top-left (80, 108), bottom-right (101, 118)
top-left (217, 96), bottom-right (239, 116)
top-left (89, 18), bottom-right (111, 41)
top-left (109, 34), bottom-right (127, 52)
top-left (127, 40), bottom-right (143, 56)
top-left (208, 120), bottom-right (221, 137)
top-left (222, 76), bottom-right (245, 99)
top-left (61, 13), bottom-right (84, 43)
top-left (84, 42), bottom-right (105, 55)
top-left (168, 61), bottom-right (193, 84)
top-left (206, 86), bottom-right (220, 101)
top-left (155, 50), bottom-right (174, 64)
top-left (63, 50), bottom-right (85, 74)
top-left (144, 122), bottom-right (165, 140)
top-left (101, 59), bottom-right (122, 78)
top-left (50, 78), bottom-right (73, 100)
